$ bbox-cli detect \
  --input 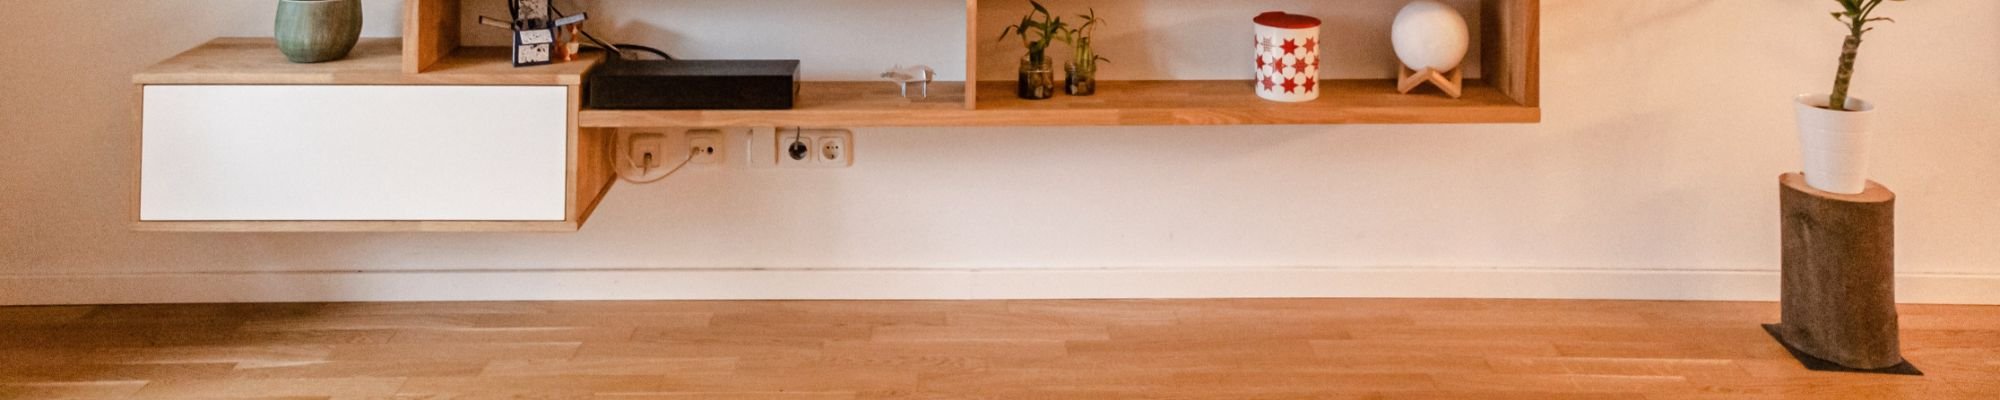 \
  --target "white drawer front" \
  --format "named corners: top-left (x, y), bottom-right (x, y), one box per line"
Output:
top-left (141, 85), bottom-right (570, 221)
